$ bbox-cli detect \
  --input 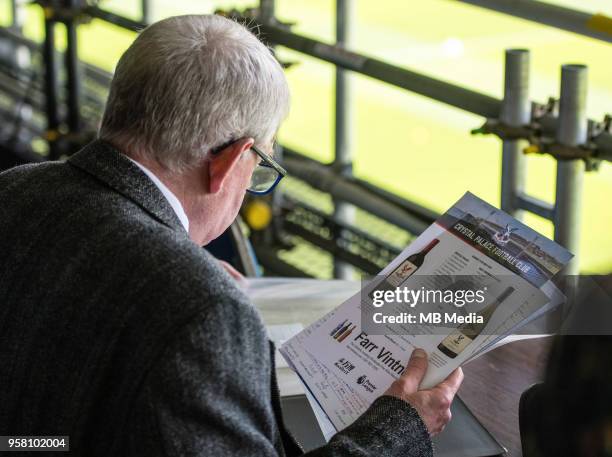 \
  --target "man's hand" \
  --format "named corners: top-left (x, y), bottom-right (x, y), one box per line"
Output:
top-left (385, 348), bottom-right (464, 436)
